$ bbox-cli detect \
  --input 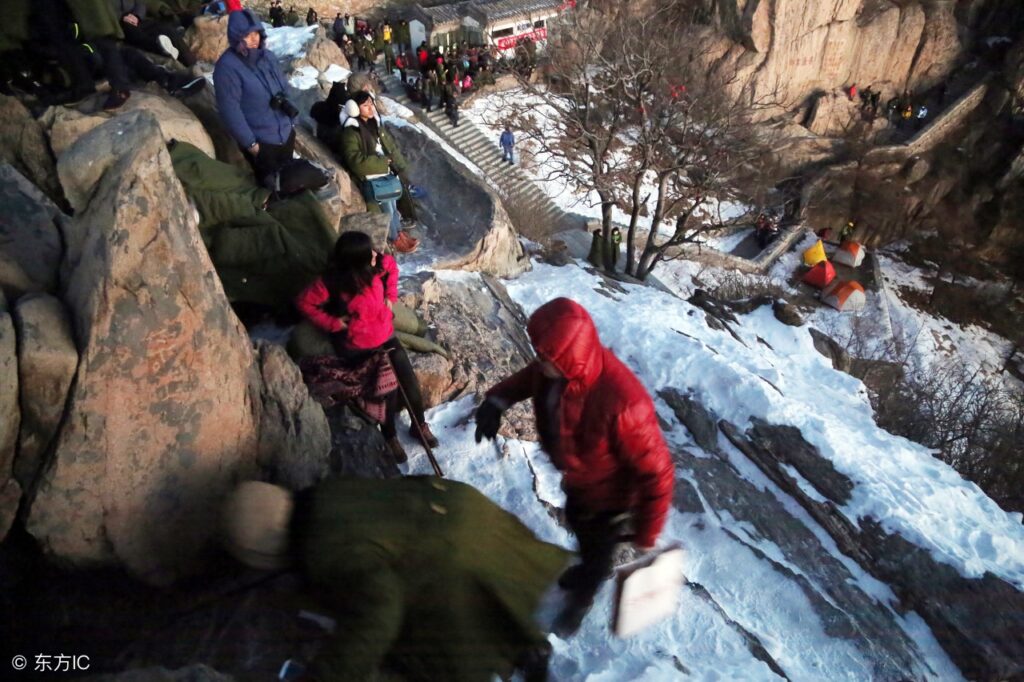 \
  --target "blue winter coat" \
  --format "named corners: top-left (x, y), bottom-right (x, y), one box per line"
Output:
top-left (500, 130), bottom-right (515, 148)
top-left (214, 9), bottom-right (294, 149)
